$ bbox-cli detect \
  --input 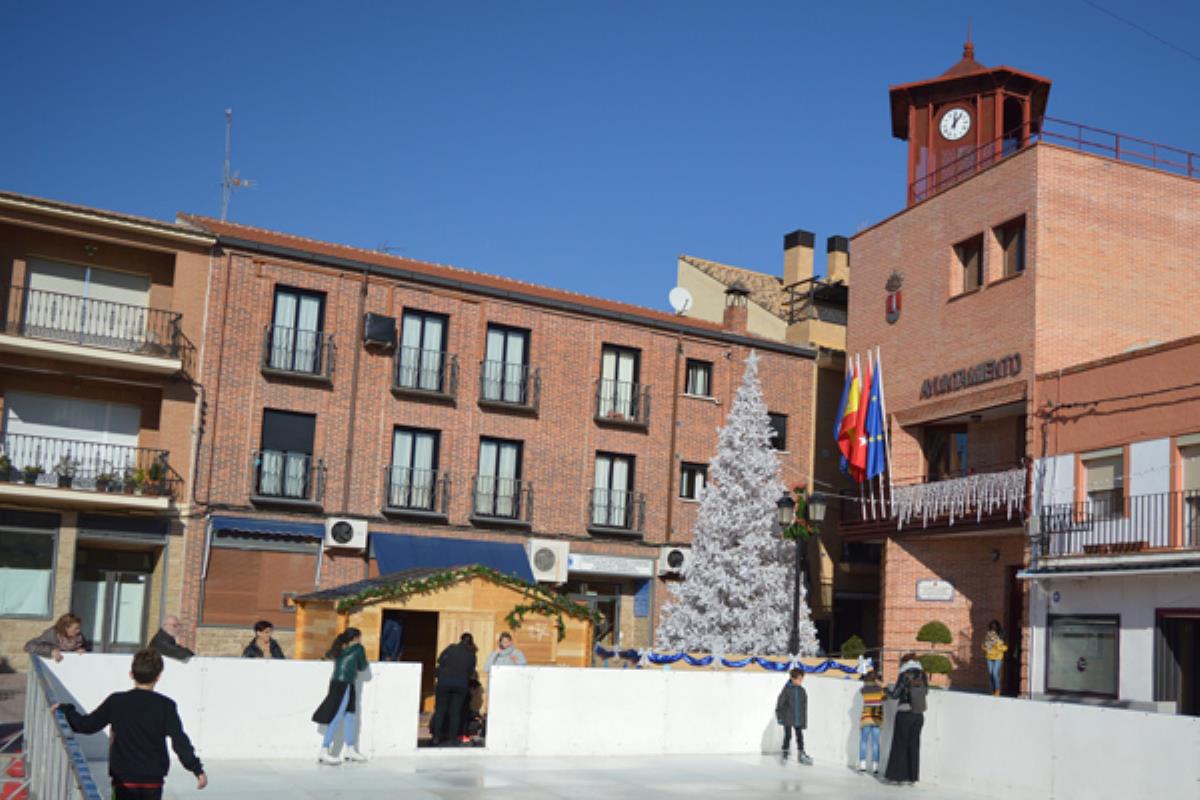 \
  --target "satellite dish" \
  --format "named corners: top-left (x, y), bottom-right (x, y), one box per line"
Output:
top-left (668, 286), bottom-right (693, 315)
